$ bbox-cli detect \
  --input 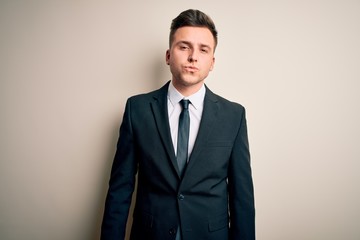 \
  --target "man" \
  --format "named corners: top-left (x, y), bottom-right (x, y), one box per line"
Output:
top-left (101, 9), bottom-right (255, 240)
